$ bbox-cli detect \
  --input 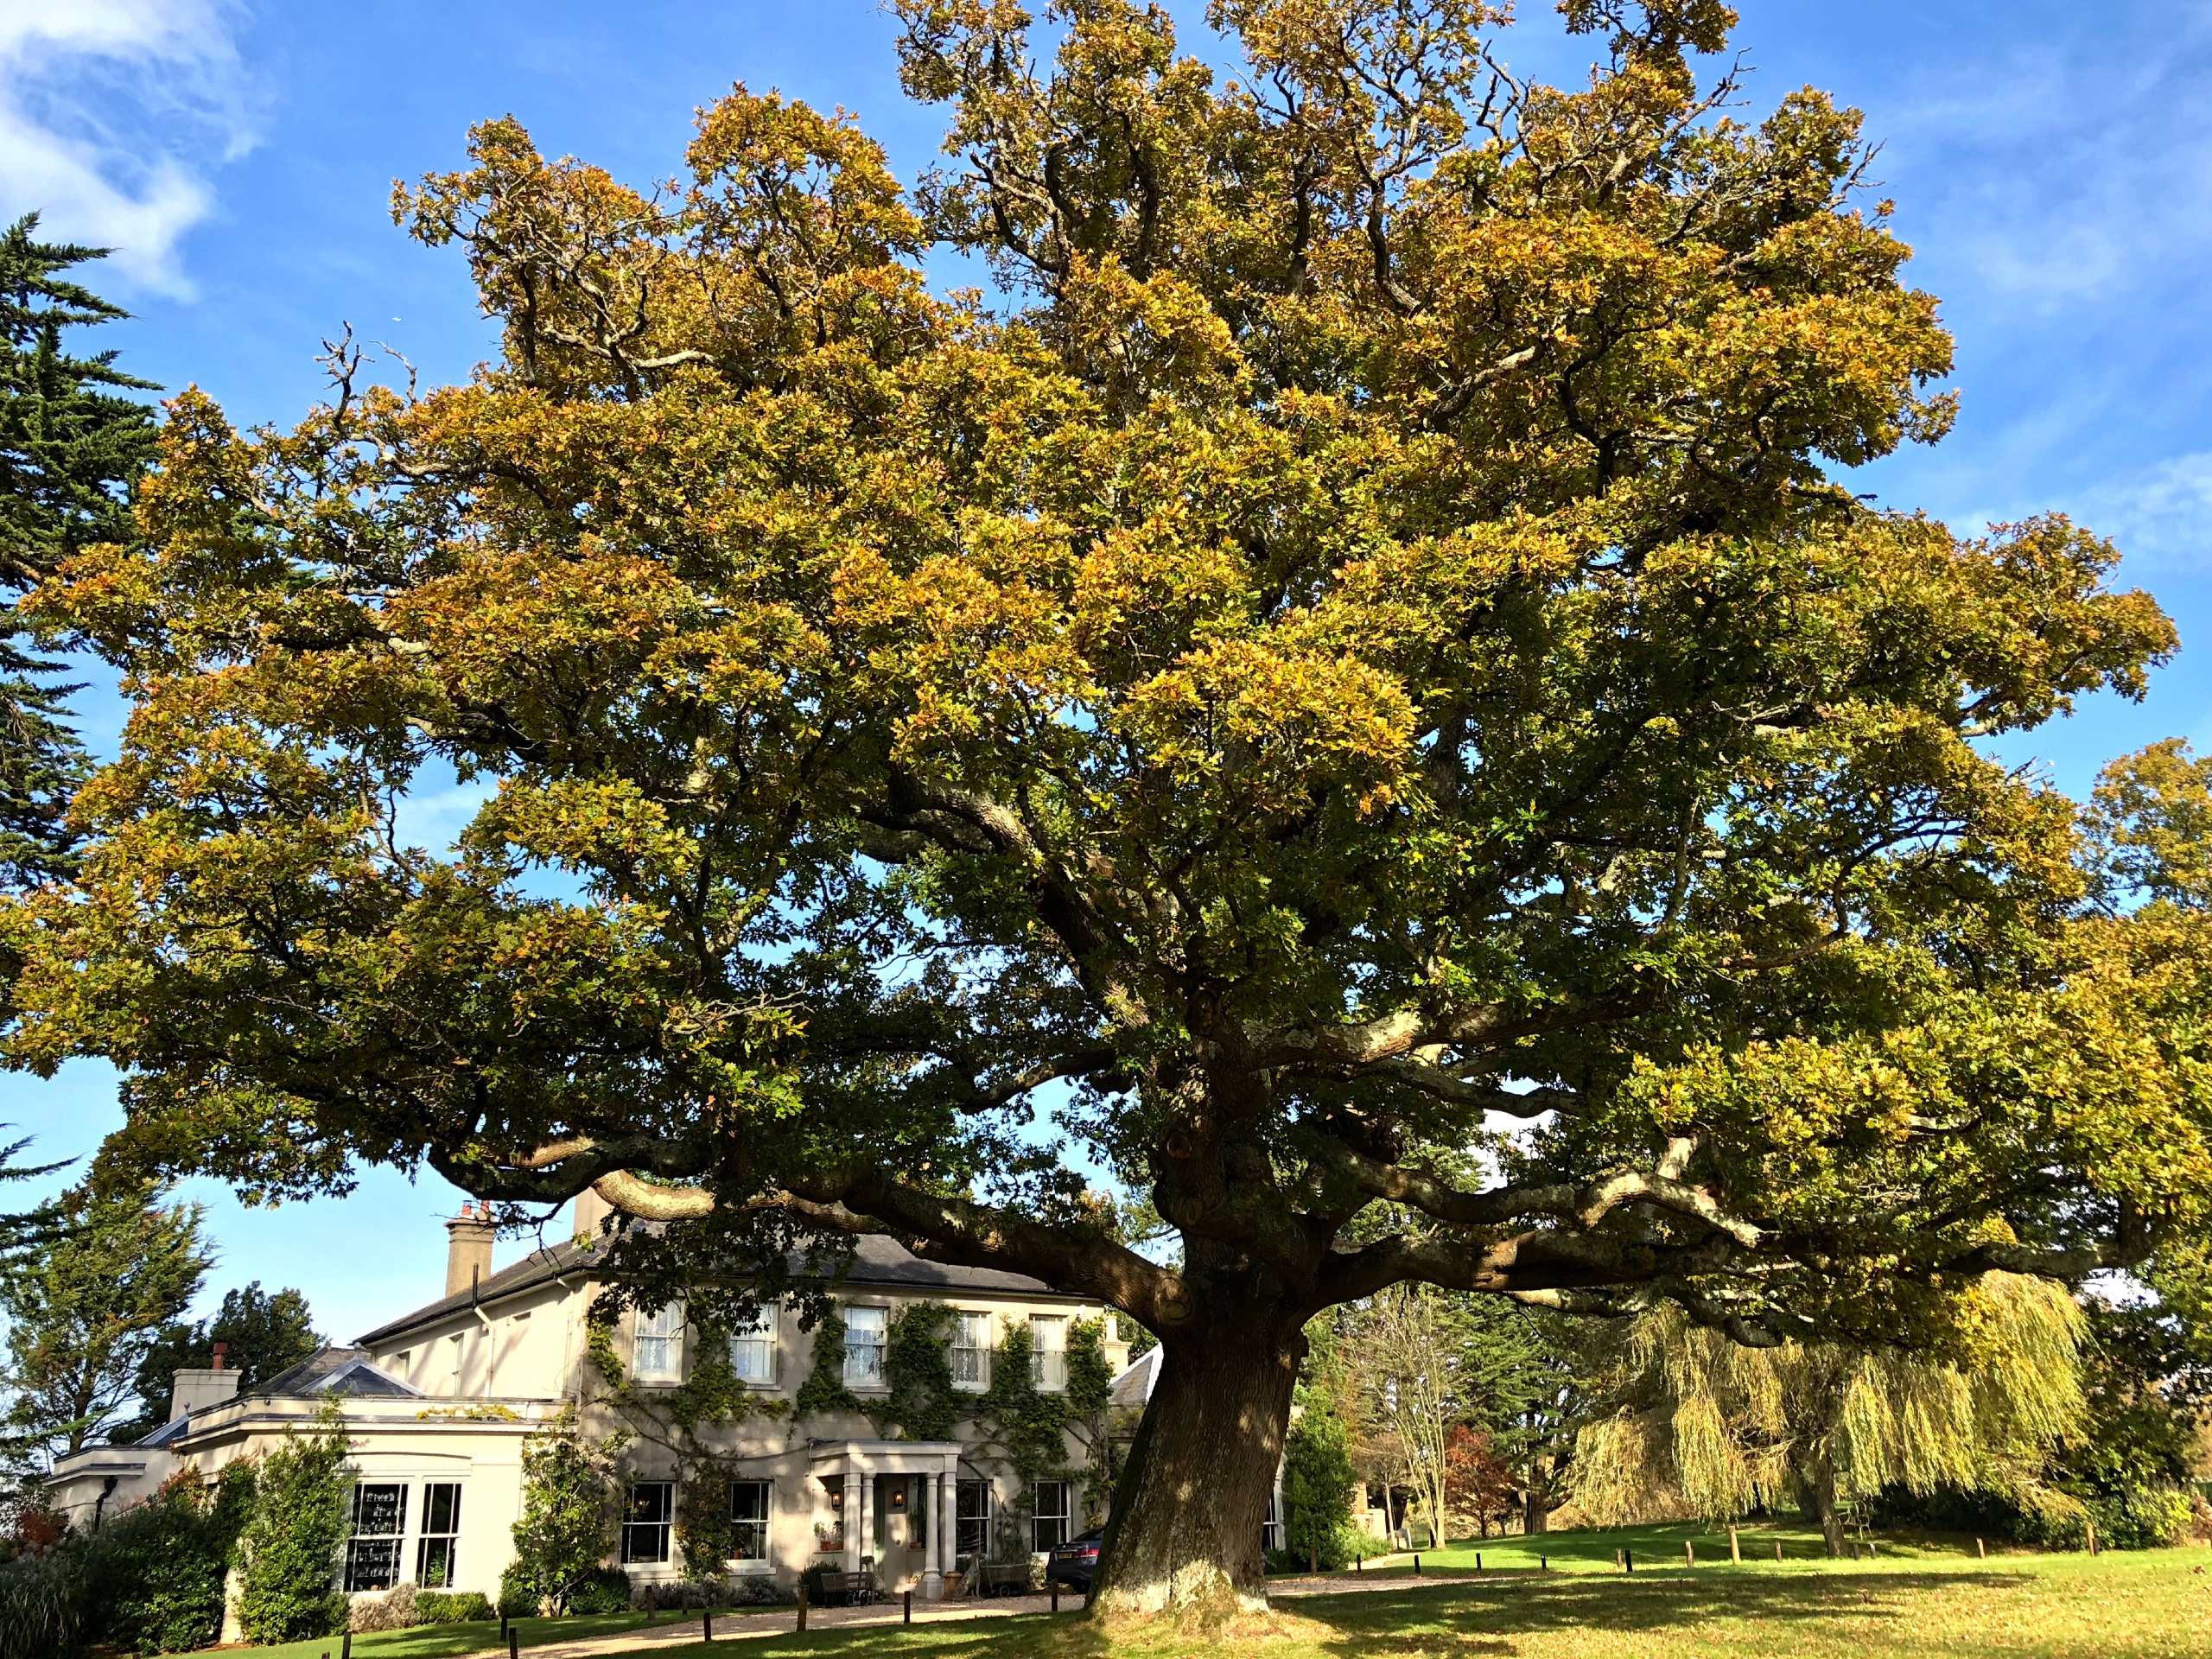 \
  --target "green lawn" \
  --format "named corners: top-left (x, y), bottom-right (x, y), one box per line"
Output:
top-left (601, 1544), bottom-right (2212, 1658)
top-left (1326, 1518), bottom-right (2003, 1574)
top-left (177, 1604), bottom-right (744, 1659)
